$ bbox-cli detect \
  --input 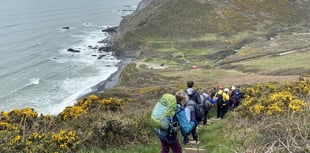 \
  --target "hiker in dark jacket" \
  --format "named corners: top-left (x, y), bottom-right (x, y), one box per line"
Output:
top-left (231, 85), bottom-right (244, 109)
top-left (154, 91), bottom-right (197, 153)
top-left (214, 85), bottom-right (230, 119)
top-left (185, 81), bottom-right (202, 105)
